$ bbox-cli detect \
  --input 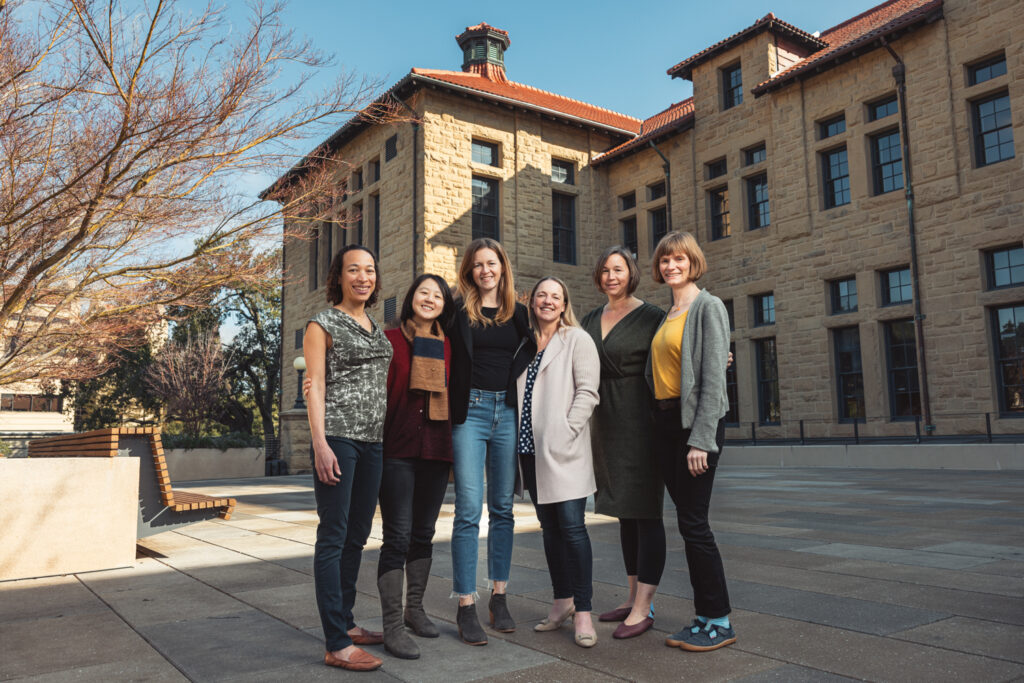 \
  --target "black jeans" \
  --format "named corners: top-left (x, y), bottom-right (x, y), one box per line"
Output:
top-left (619, 517), bottom-right (667, 586)
top-left (522, 455), bottom-right (594, 612)
top-left (653, 410), bottom-right (731, 619)
top-left (312, 437), bottom-right (383, 652)
top-left (377, 457), bottom-right (451, 576)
